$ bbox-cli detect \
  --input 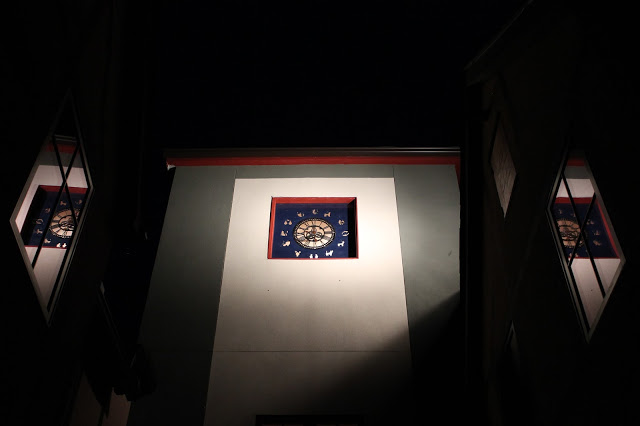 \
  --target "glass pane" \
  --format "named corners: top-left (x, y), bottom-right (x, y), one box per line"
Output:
top-left (585, 199), bottom-right (622, 292)
top-left (33, 189), bottom-right (75, 307)
top-left (53, 95), bottom-right (79, 173)
top-left (33, 244), bottom-right (68, 307)
top-left (551, 178), bottom-right (581, 260)
top-left (54, 134), bottom-right (78, 173)
top-left (10, 92), bottom-right (93, 319)
top-left (52, 97), bottom-right (80, 172)
top-left (67, 185), bottom-right (88, 224)
top-left (564, 164), bottom-right (594, 223)
top-left (54, 96), bottom-right (79, 138)
top-left (15, 141), bottom-right (64, 234)
top-left (44, 188), bottom-right (78, 244)
top-left (570, 258), bottom-right (604, 328)
top-left (583, 199), bottom-right (617, 258)
top-left (20, 185), bottom-right (64, 263)
top-left (551, 151), bottom-right (626, 336)
top-left (67, 145), bottom-right (89, 191)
